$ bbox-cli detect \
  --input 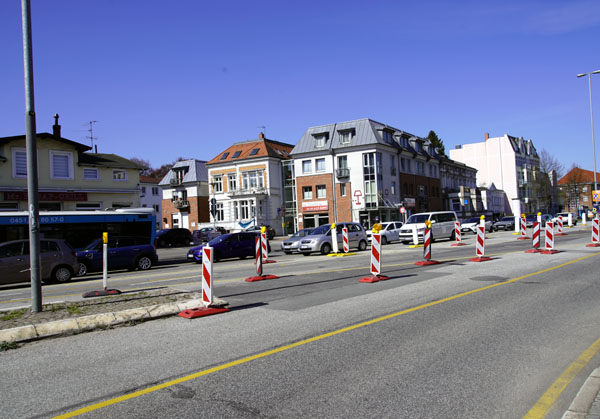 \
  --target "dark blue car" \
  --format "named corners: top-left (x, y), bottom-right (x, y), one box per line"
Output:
top-left (77, 236), bottom-right (158, 276)
top-left (187, 232), bottom-right (271, 263)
